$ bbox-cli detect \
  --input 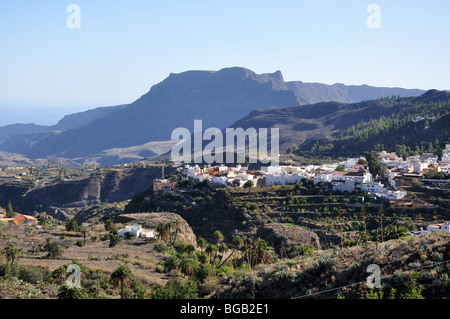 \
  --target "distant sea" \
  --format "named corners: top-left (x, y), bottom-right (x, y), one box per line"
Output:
top-left (0, 99), bottom-right (125, 126)
top-left (0, 106), bottom-right (89, 126)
